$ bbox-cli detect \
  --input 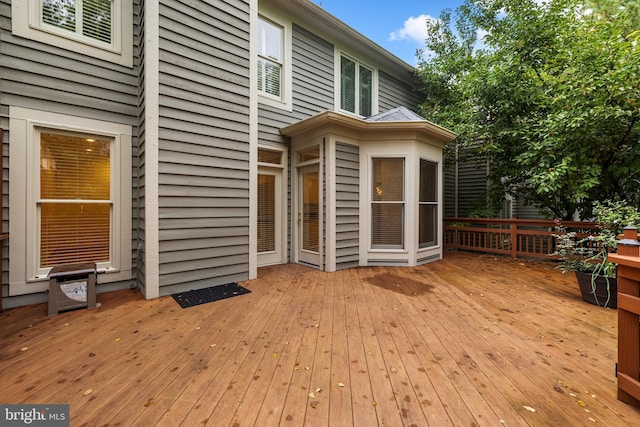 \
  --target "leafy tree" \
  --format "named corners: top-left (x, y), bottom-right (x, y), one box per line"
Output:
top-left (416, 0), bottom-right (640, 220)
